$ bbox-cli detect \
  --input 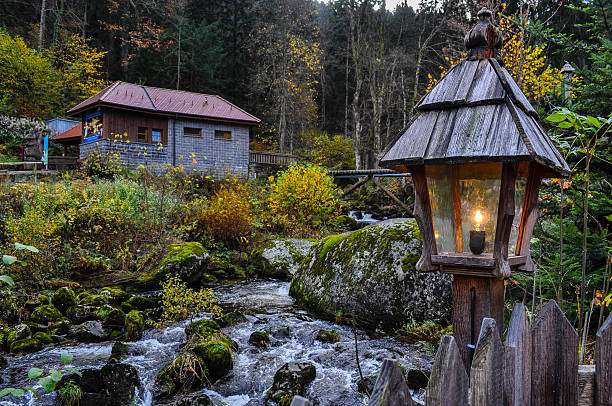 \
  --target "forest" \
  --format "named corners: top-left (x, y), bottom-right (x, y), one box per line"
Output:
top-left (0, 0), bottom-right (611, 405)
